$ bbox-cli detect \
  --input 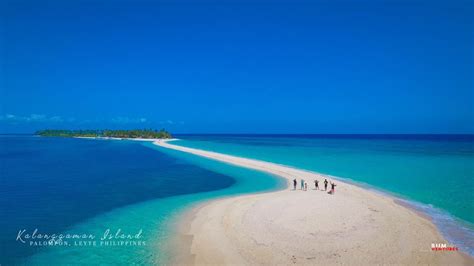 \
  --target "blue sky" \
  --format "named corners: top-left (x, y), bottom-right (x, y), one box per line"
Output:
top-left (1, 0), bottom-right (472, 133)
